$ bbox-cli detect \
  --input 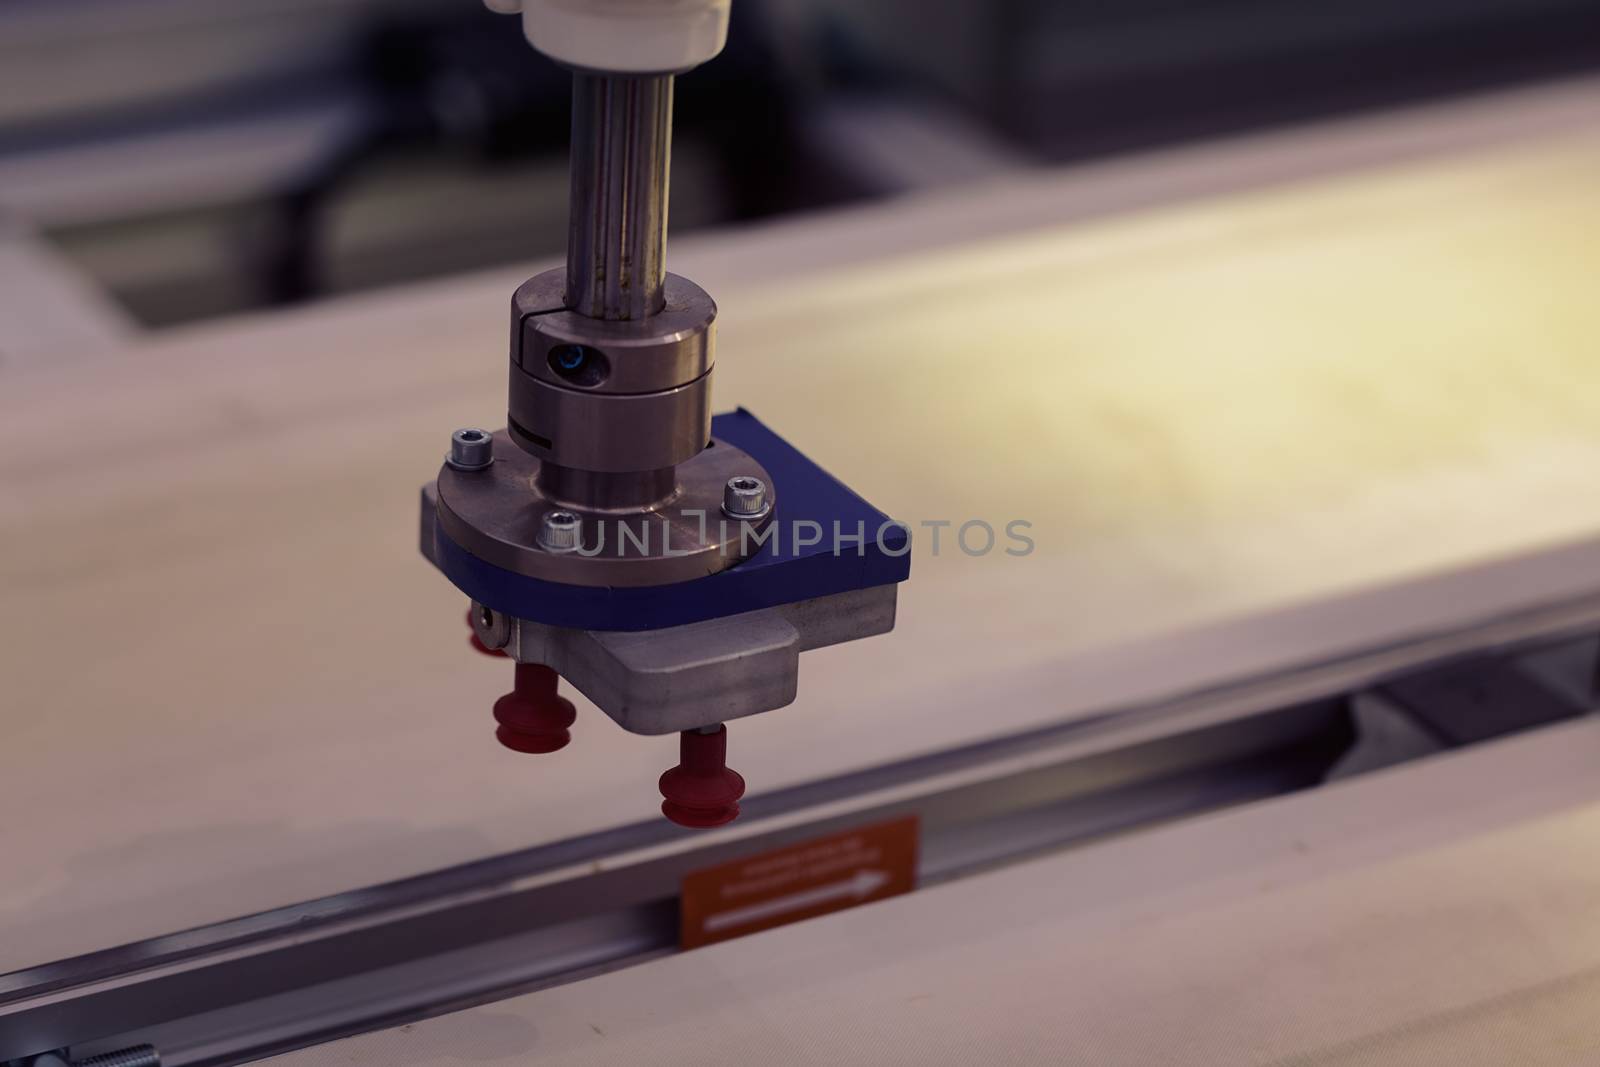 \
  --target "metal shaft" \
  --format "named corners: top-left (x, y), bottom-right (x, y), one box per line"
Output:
top-left (566, 73), bottom-right (673, 321)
